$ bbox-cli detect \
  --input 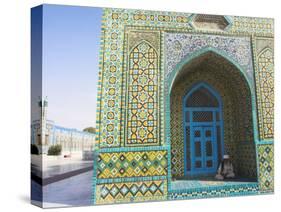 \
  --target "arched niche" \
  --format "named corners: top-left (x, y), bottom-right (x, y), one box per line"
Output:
top-left (168, 50), bottom-right (257, 181)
